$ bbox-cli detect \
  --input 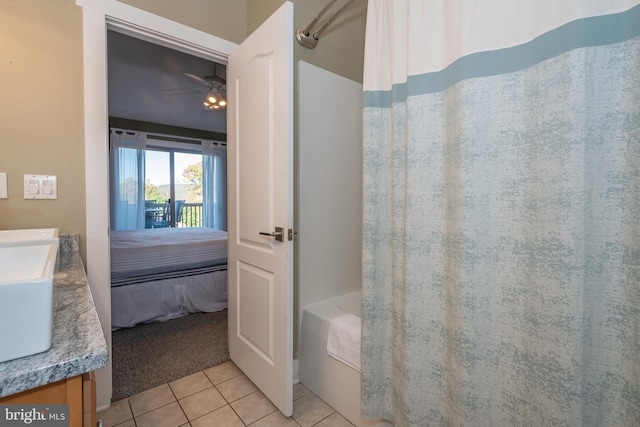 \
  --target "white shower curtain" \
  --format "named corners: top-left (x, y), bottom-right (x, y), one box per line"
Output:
top-left (361, 1), bottom-right (640, 426)
top-left (109, 130), bottom-right (146, 230)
